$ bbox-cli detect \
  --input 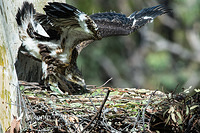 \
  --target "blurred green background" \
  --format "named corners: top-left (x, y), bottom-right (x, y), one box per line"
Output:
top-left (66, 0), bottom-right (200, 92)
